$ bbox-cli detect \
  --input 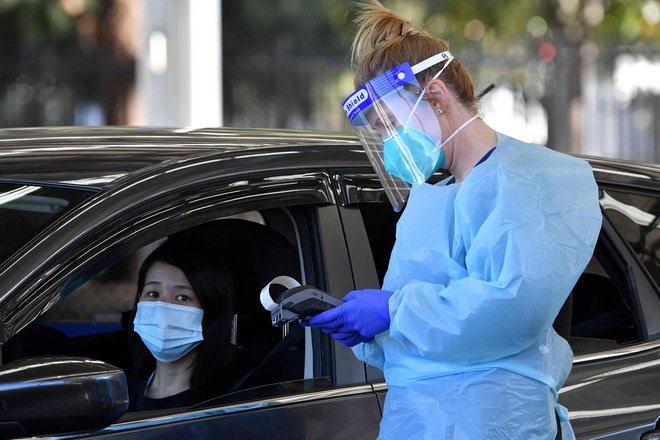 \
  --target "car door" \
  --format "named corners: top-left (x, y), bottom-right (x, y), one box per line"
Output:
top-left (0, 165), bottom-right (381, 439)
top-left (333, 168), bottom-right (660, 440)
top-left (560, 180), bottom-right (660, 440)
